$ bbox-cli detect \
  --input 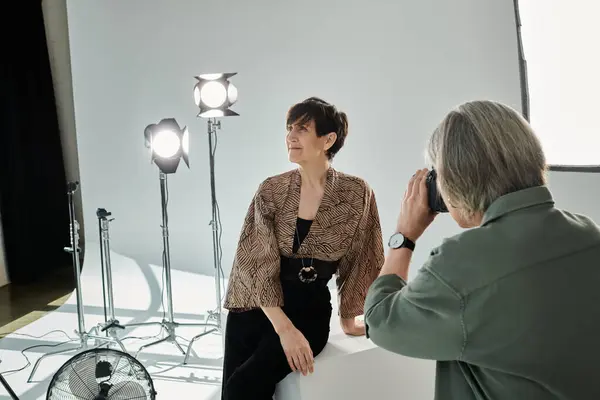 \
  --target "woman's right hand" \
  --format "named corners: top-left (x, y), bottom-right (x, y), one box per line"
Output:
top-left (279, 326), bottom-right (314, 376)
top-left (261, 306), bottom-right (314, 375)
